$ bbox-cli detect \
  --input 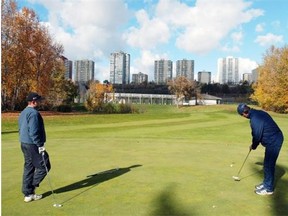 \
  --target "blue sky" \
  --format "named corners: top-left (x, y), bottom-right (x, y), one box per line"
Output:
top-left (17, 0), bottom-right (288, 82)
